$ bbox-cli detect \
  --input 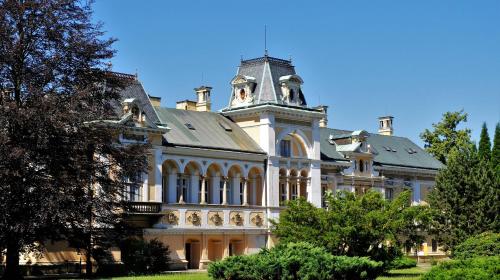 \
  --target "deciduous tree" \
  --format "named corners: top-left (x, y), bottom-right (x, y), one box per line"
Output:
top-left (0, 0), bottom-right (146, 278)
top-left (420, 110), bottom-right (471, 164)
